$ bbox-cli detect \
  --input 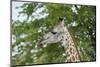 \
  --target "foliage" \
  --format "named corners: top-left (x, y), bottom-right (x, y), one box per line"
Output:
top-left (11, 2), bottom-right (96, 66)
